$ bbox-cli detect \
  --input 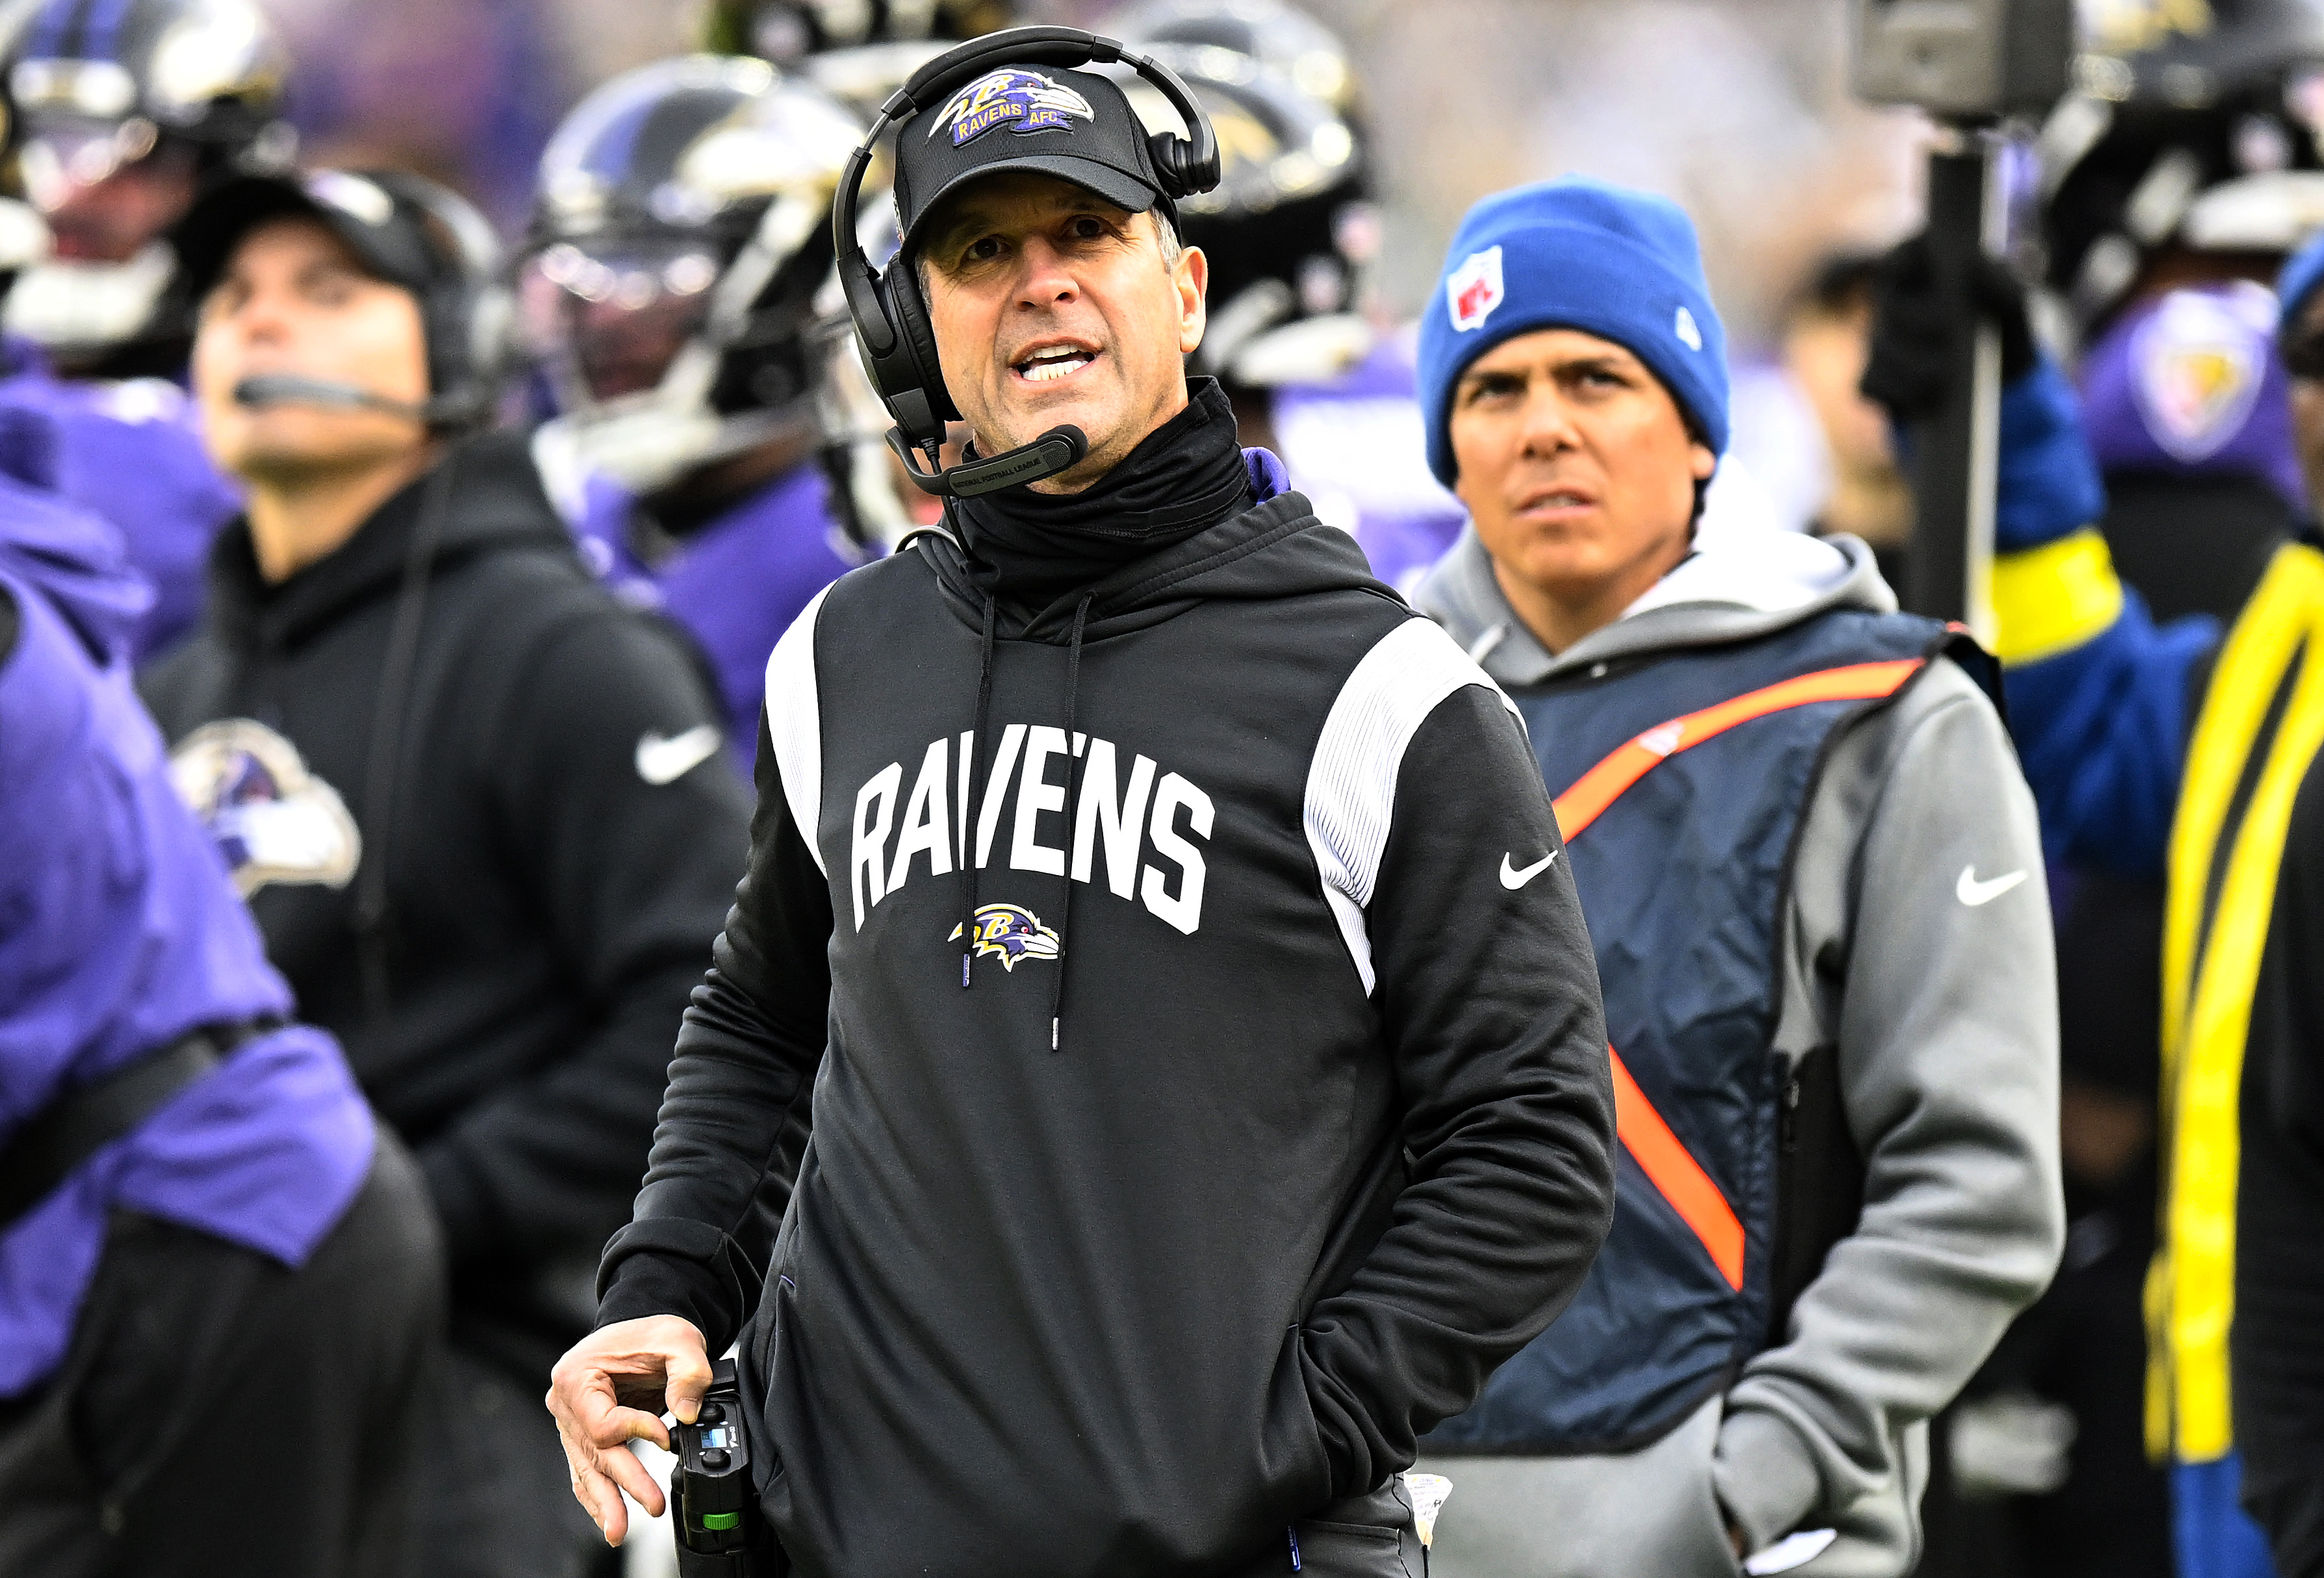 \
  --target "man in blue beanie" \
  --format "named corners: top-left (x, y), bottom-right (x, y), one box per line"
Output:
top-left (1407, 175), bottom-right (2063, 1578)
